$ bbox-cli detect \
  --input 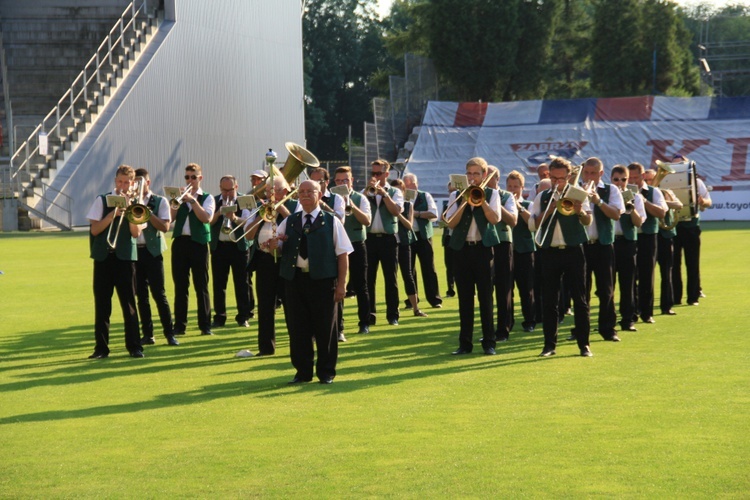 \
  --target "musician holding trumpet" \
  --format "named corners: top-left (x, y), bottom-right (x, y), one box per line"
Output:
top-left (86, 164), bottom-right (144, 359)
top-left (170, 163), bottom-right (215, 337)
top-left (528, 157), bottom-right (594, 357)
top-left (209, 175), bottom-right (253, 329)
